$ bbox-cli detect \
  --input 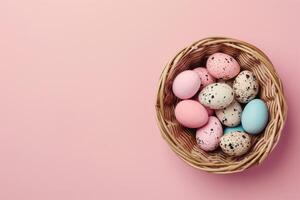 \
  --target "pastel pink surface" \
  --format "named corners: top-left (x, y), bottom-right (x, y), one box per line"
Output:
top-left (207, 53), bottom-right (241, 80)
top-left (175, 100), bottom-right (208, 128)
top-left (193, 67), bottom-right (216, 89)
top-left (196, 116), bottom-right (223, 151)
top-left (0, 0), bottom-right (299, 200)
top-left (172, 70), bottom-right (201, 99)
